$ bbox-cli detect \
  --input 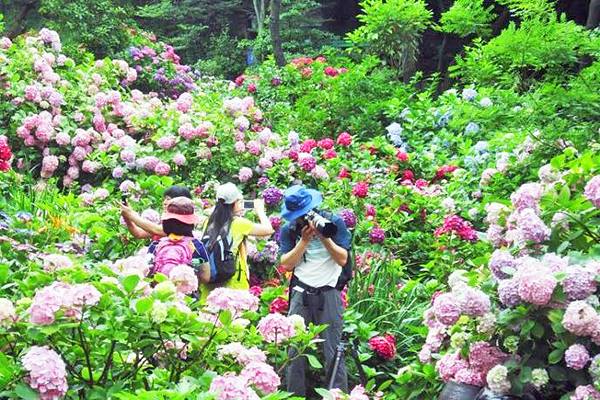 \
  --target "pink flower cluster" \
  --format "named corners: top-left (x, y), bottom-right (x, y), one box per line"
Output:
top-left (0, 137), bottom-right (12, 172)
top-left (584, 176), bottom-right (600, 208)
top-left (510, 182), bottom-right (543, 211)
top-left (43, 254), bottom-right (74, 272)
top-left (436, 342), bottom-right (507, 387)
top-left (29, 281), bottom-right (101, 325)
top-left (257, 312), bottom-right (296, 343)
top-left (209, 373), bottom-right (260, 400)
top-left (369, 334), bottom-right (396, 361)
top-left (22, 346), bottom-right (68, 399)
top-left (565, 344), bottom-right (590, 370)
top-left (562, 301), bottom-right (600, 342)
top-left (571, 385), bottom-right (600, 400)
top-left (369, 227), bottom-right (386, 244)
top-left (240, 361), bottom-right (281, 394)
top-left (206, 288), bottom-right (259, 314)
top-left (218, 342), bottom-right (267, 366)
top-left (434, 215), bottom-right (478, 241)
top-left (169, 265), bottom-right (198, 295)
top-left (430, 286), bottom-right (490, 327)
